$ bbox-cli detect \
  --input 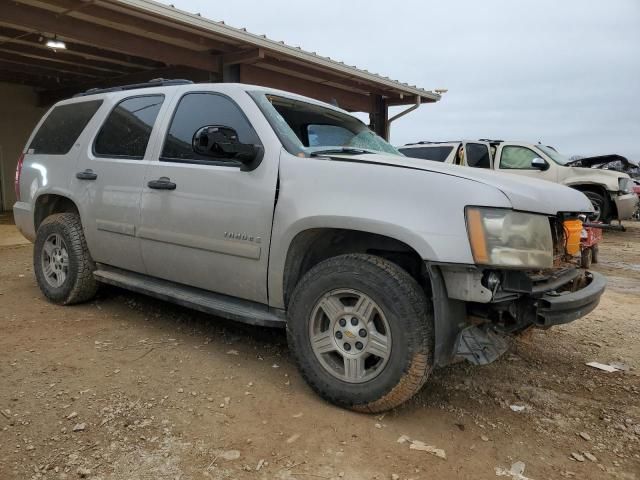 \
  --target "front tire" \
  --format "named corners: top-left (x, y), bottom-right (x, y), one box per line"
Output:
top-left (583, 191), bottom-right (609, 223)
top-left (287, 254), bottom-right (434, 413)
top-left (34, 213), bottom-right (98, 305)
